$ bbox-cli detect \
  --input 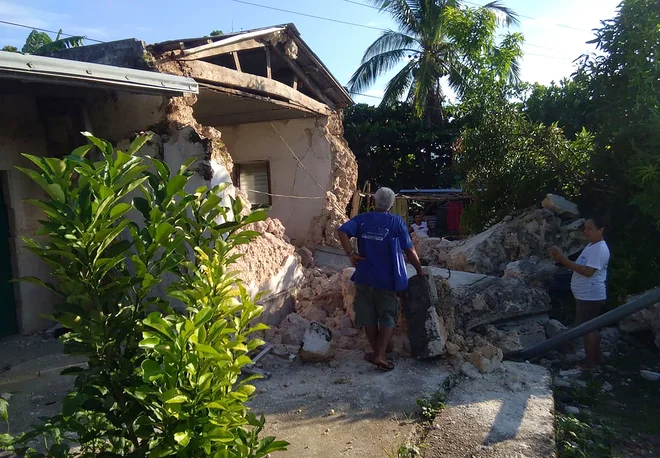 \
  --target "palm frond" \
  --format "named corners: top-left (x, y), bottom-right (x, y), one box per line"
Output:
top-left (381, 59), bottom-right (417, 106)
top-left (348, 49), bottom-right (408, 94)
top-left (21, 29), bottom-right (52, 54)
top-left (35, 36), bottom-right (85, 55)
top-left (409, 53), bottom-right (445, 117)
top-left (369, 0), bottom-right (421, 35)
top-left (362, 30), bottom-right (420, 62)
top-left (482, 1), bottom-right (520, 27)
